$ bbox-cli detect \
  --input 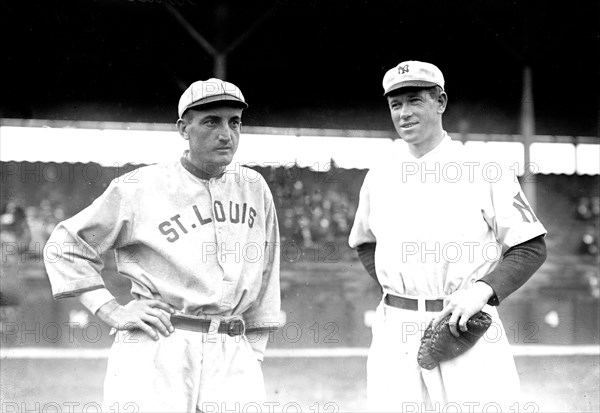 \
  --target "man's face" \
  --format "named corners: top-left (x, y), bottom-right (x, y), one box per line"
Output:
top-left (179, 105), bottom-right (243, 173)
top-left (387, 88), bottom-right (445, 145)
